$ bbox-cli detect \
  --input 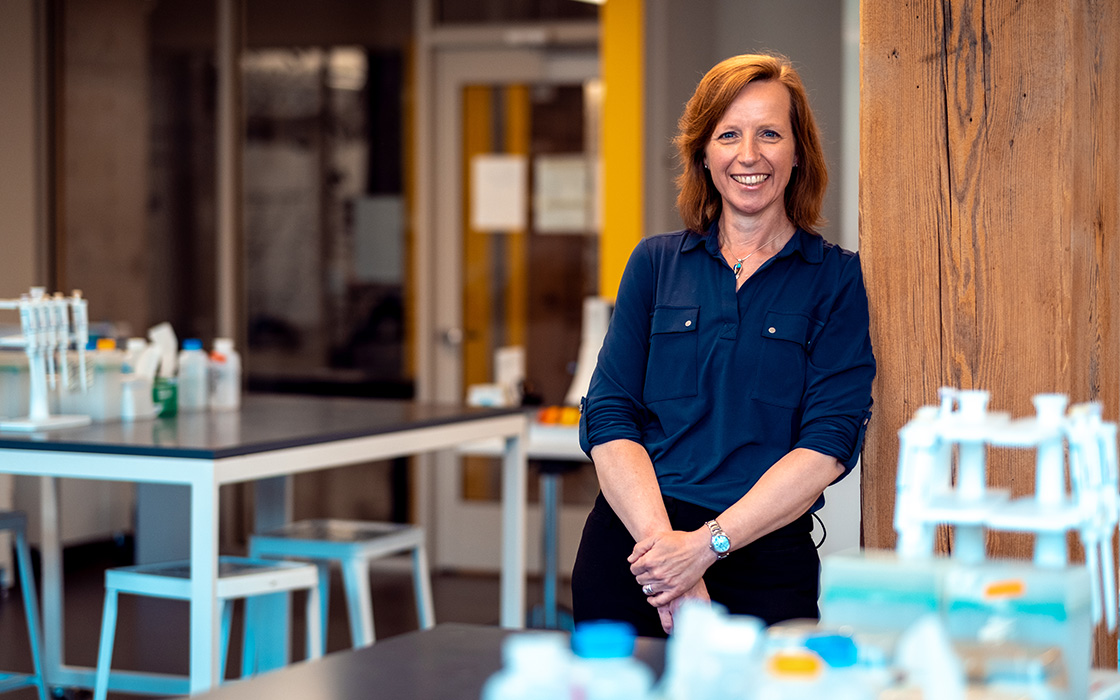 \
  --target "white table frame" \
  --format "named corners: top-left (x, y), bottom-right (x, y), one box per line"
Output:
top-left (0, 406), bottom-right (527, 696)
